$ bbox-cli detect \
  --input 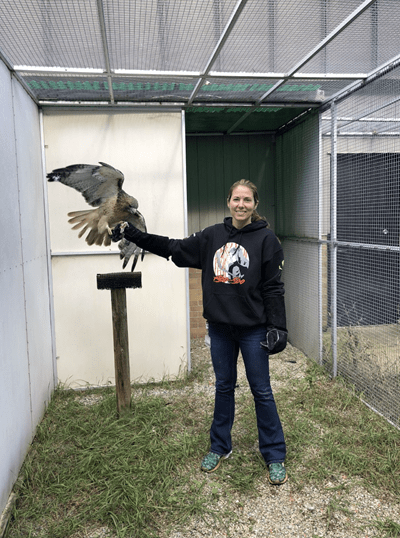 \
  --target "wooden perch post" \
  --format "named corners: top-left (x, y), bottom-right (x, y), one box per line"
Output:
top-left (97, 272), bottom-right (142, 416)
